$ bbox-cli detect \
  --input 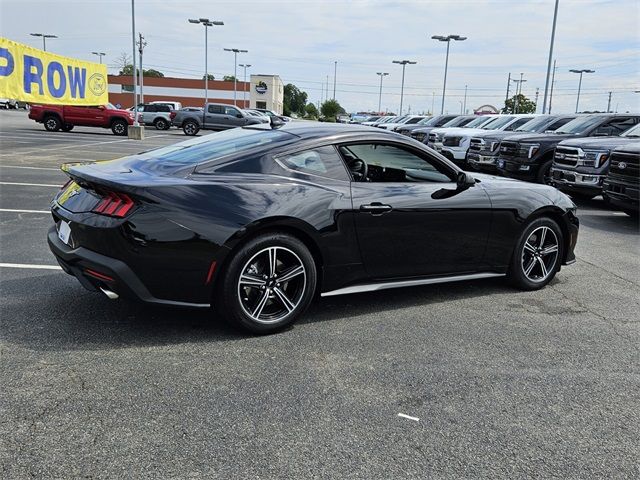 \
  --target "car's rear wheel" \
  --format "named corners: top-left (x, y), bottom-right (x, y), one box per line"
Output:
top-left (154, 118), bottom-right (168, 130)
top-left (111, 119), bottom-right (128, 136)
top-left (508, 217), bottom-right (564, 290)
top-left (44, 115), bottom-right (61, 132)
top-left (217, 233), bottom-right (317, 334)
top-left (183, 120), bottom-right (199, 136)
